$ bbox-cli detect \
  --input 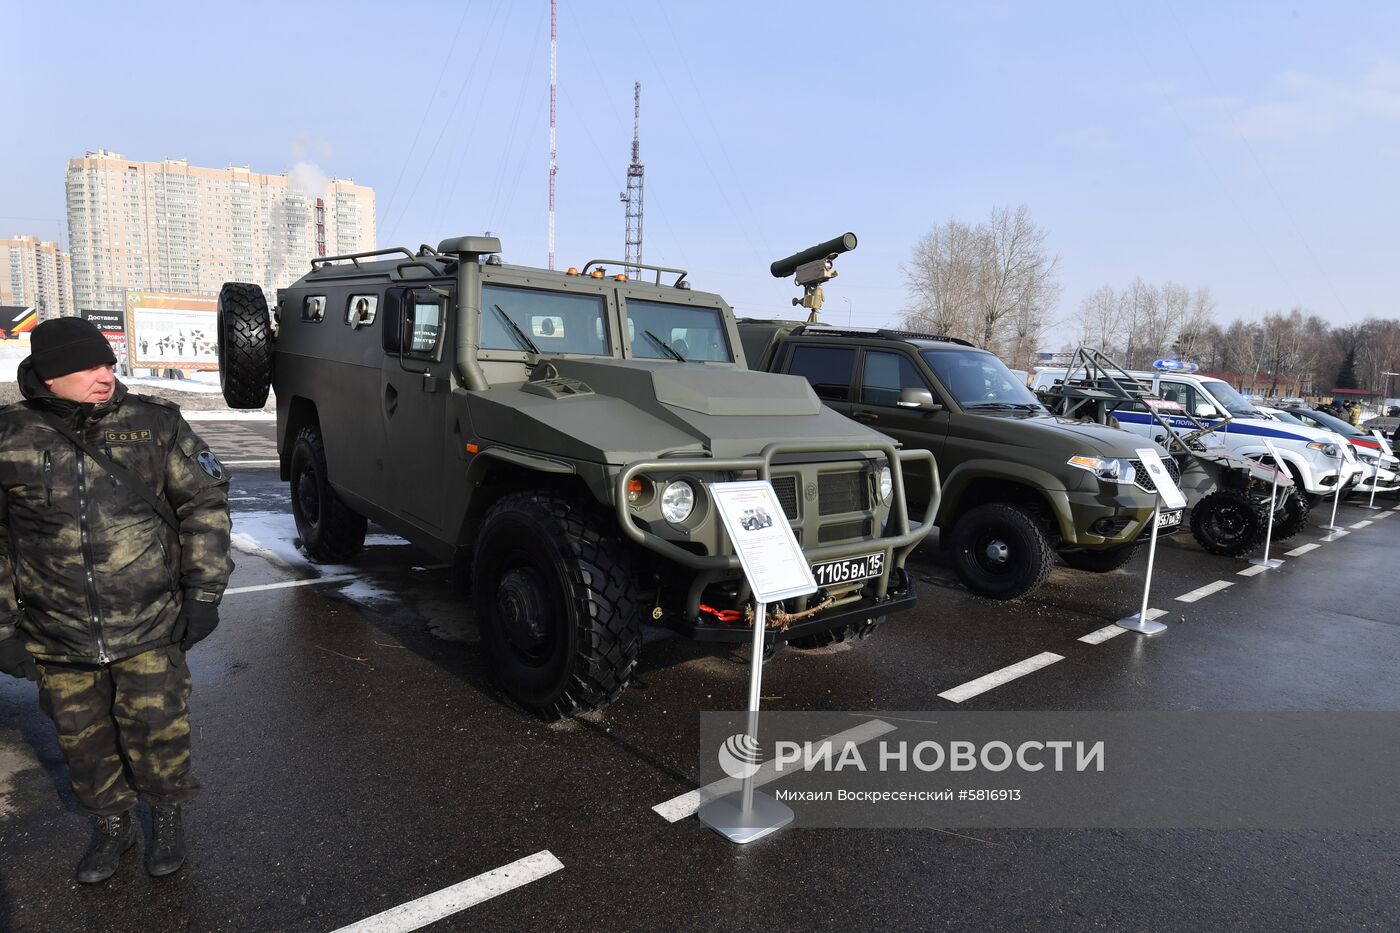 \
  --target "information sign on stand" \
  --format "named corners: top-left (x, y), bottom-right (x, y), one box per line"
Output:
top-left (1359, 430), bottom-right (1395, 511)
top-left (697, 481), bottom-right (817, 844)
top-left (1248, 440), bottom-right (1287, 568)
top-left (1116, 449), bottom-right (1186, 636)
top-left (1321, 442), bottom-right (1352, 533)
